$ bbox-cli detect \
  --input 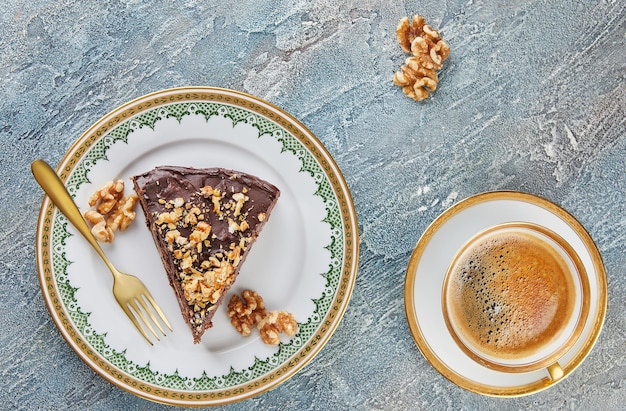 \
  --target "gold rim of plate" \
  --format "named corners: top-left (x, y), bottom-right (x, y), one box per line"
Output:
top-left (34, 86), bottom-right (360, 406)
top-left (404, 191), bottom-right (607, 397)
